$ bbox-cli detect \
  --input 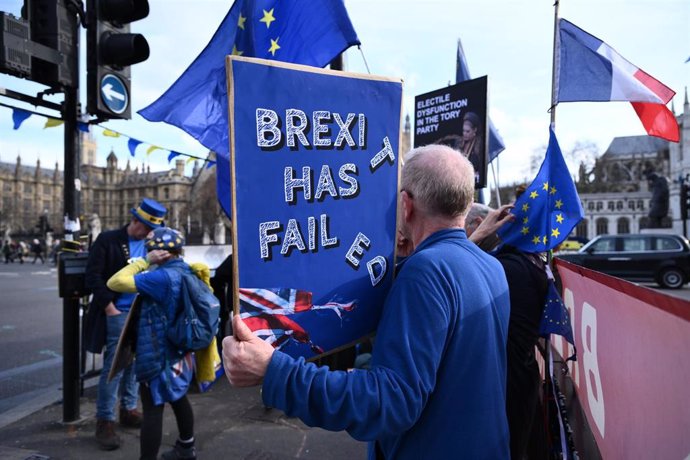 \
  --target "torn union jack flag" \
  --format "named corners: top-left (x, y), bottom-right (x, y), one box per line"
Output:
top-left (239, 288), bottom-right (356, 354)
